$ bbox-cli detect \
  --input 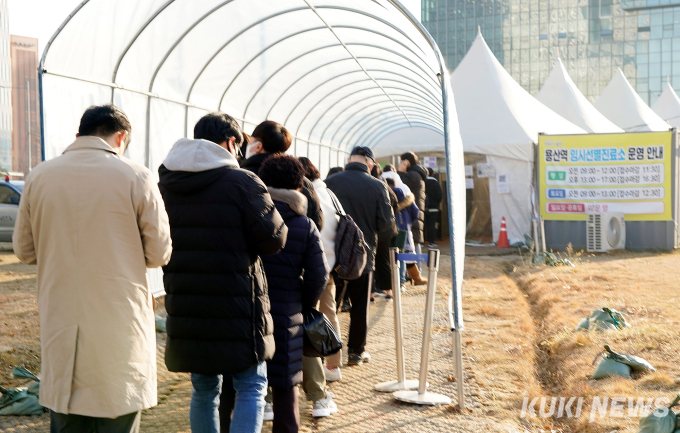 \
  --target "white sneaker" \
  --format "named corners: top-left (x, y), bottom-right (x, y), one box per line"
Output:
top-left (325, 365), bottom-right (342, 382)
top-left (361, 351), bottom-right (371, 363)
top-left (312, 393), bottom-right (338, 418)
top-left (401, 285), bottom-right (407, 293)
top-left (263, 402), bottom-right (273, 421)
